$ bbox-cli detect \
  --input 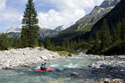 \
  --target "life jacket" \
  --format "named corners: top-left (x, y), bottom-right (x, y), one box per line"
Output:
top-left (42, 66), bottom-right (44, 68)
